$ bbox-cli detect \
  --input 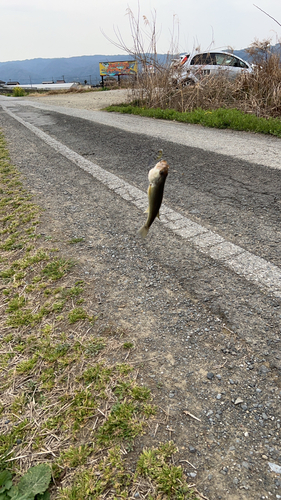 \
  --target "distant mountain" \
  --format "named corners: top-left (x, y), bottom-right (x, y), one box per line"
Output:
top-left (234, 43), bottom-right (281, 62)
top-left (0, 55), bottom-right (136, 85)
top-left (1, 45), bottom-right (280, 85)
top-left (232, 49), bottom-right (249, 61)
